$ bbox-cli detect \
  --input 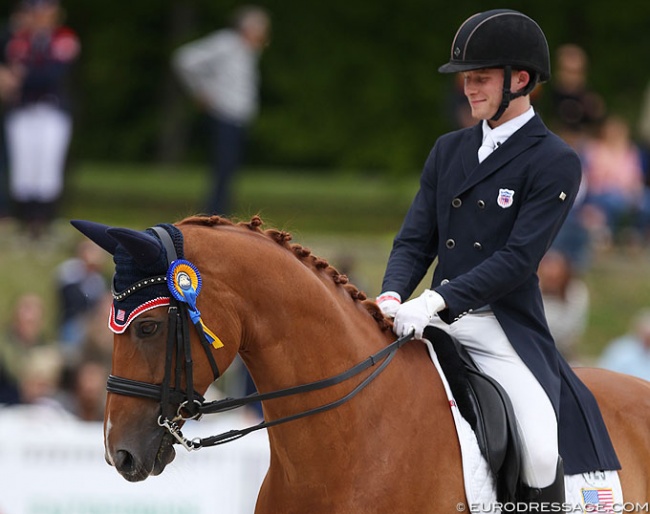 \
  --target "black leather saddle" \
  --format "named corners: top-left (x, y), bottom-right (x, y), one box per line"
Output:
top-left (423, 326), bottom-right (522, 504)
